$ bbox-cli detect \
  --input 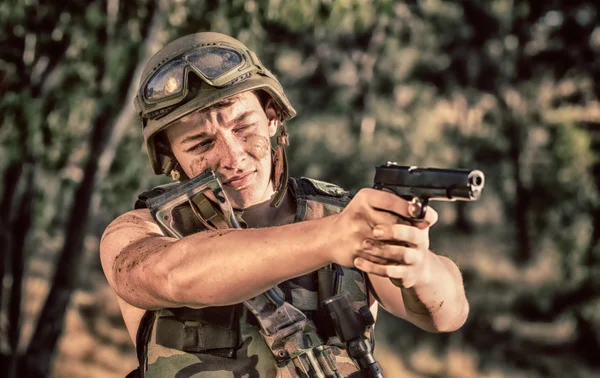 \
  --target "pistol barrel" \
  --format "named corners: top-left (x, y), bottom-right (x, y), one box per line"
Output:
top-left (373, 164), bottom-right (485, 201)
